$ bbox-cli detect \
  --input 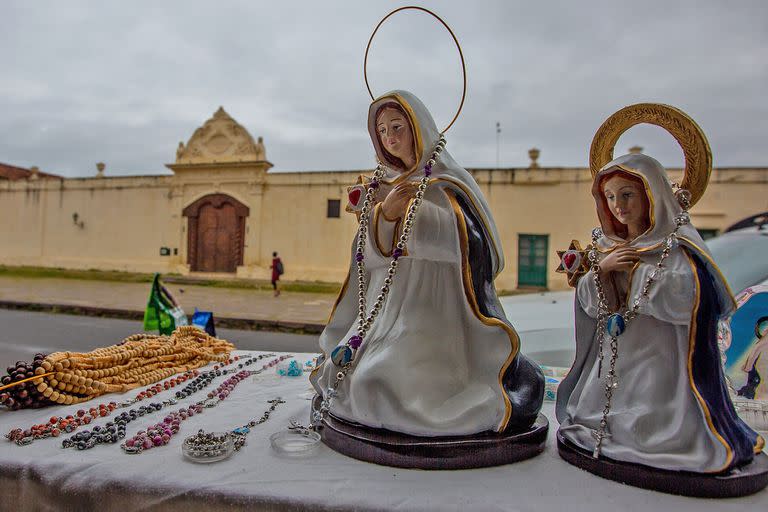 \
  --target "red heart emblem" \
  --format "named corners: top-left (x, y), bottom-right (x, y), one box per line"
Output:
top-left (563, 252), bottom-right (578, 271)
top-left (349, 188), bottom-right (362, 206)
